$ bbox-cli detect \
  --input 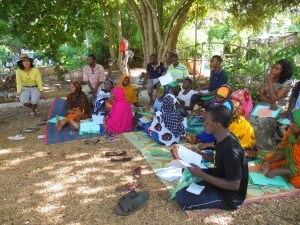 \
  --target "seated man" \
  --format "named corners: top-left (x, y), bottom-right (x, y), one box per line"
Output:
top-left (191, 55), bottom-right (227, 109)
top-left (144, 54), bottom-right (167, 105)
top-left (82, 54), bottom-right (105, 100)
top-left (167, 53), bottom-right (189, 84)
top-left (174, 105), bottom-right (249, 211)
